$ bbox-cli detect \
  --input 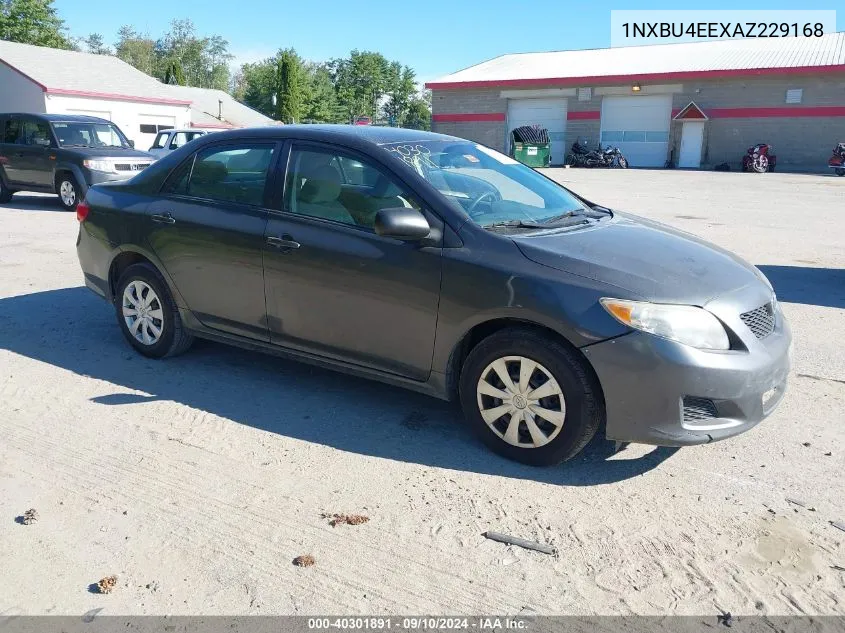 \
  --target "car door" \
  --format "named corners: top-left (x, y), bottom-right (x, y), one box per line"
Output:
top-left (262, 142), bottom-right (443, 380)
top-left (15, 117), bottom-right (55, 187)
top-left (145, 140), bottom-right (279, 341)
top-left (1, 116), bottom-right (26, 185)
